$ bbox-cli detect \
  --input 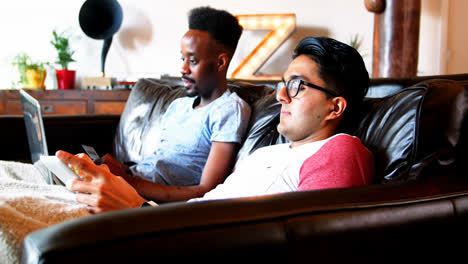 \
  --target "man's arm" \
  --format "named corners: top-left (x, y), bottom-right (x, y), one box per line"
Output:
top-left (129, 141), bottom-right (238, 202)
top-left (56, 151), bottom-right (147, 214)
top-left (297, 135), bottom-right (374, 191)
